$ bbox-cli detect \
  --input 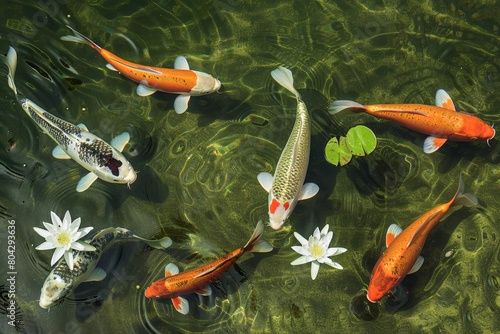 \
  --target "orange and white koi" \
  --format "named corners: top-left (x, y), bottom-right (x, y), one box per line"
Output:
top-left (258, 67), bottom-right (319, 230)
top-left (367, 176), bottom-right (477, 303)
top-left (144, 221), bottom-right (272, 315)
top-left (61, 25), bottom-right (221, 114)
top-left (329, 90), bottom-right (495, 153)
